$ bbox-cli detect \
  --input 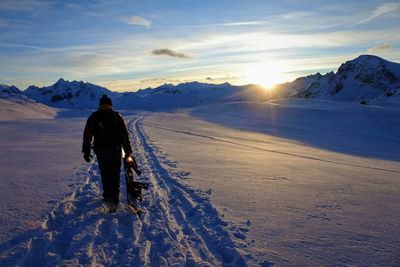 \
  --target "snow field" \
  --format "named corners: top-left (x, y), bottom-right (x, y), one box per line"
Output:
top-left (1, 114), bottom-right (248, 266)
top-left (139, 100), bottom-right (400, 266)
